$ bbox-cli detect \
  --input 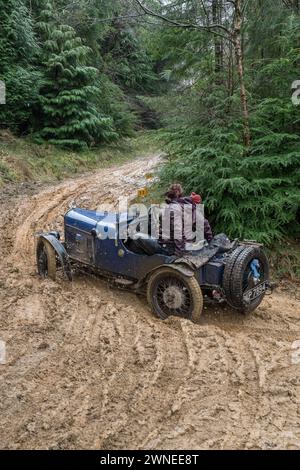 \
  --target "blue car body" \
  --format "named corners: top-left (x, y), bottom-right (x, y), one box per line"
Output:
top-left (36, 207), bottom-right (273, 318)
top-left (62, 208), bottom-right (225, 287)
